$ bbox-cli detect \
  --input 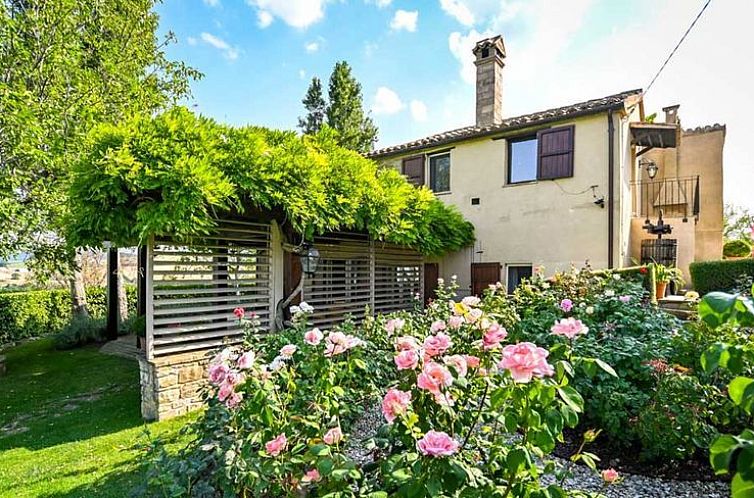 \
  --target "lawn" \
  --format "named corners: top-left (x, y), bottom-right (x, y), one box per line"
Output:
top-left (0, 338), bottom-right (195, 497)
